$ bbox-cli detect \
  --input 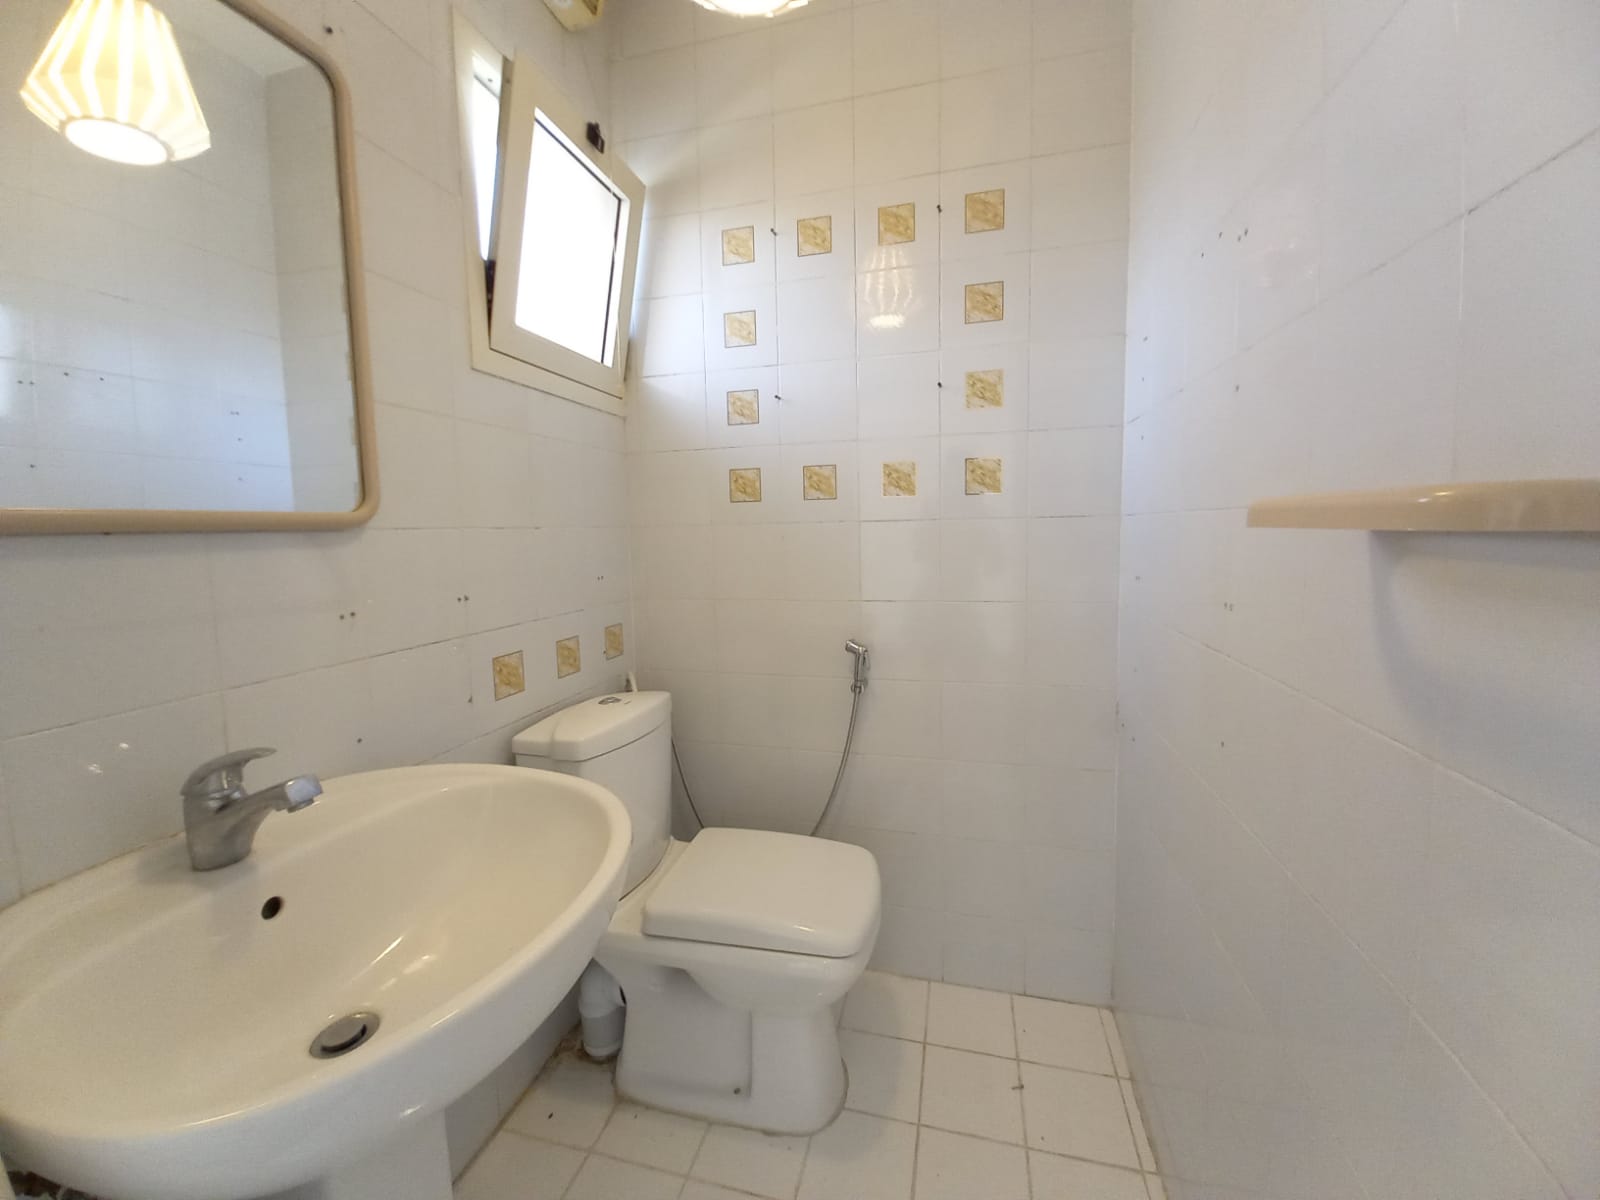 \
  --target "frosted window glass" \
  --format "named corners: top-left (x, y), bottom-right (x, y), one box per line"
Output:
top-left (512, 111), bottom-right (625, 365)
